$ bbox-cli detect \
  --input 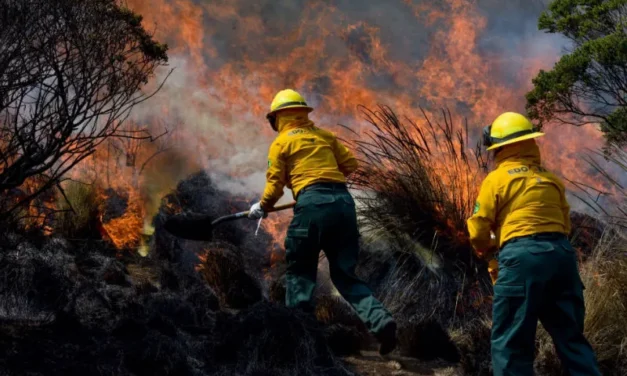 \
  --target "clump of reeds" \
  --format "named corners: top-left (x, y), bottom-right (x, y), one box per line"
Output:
top-left (344, 105), bottom-right (494, 365)
top-left (349, 105), bottom-right (489, 265)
